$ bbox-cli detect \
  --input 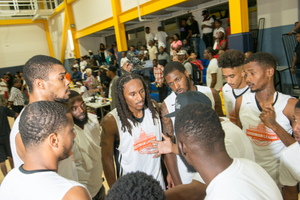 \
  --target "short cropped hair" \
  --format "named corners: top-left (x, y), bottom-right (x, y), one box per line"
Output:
top-left (175, 102), bottom-right (225, 153)
top-left (13, 78), bottom-right (21, 85)
top-left (163, 61), bottom-right (186, 78)
top-left (244, 52), bottom-right (276, 70)
top-left (106, 172), bottom-right (165, 200)
top-left (206, 47), bottom-right (218, 56)
top-left (19, 101), bottom-right (71, 149)
top-left (86, 68), bottom-right (92, 74)
top-left (218, 50), bottom-right (245, 68)
top-left (23, 55), bottom-right (62, 93)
